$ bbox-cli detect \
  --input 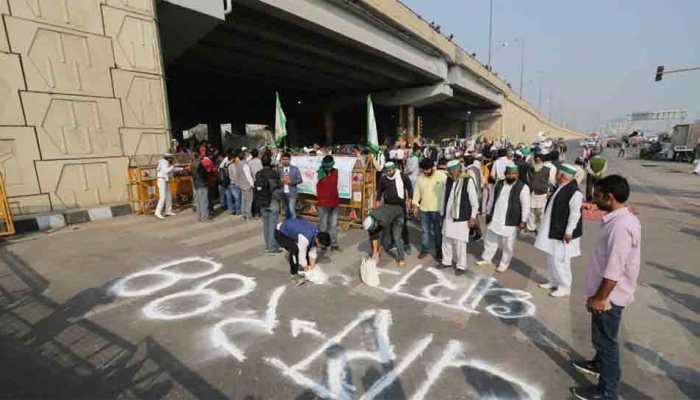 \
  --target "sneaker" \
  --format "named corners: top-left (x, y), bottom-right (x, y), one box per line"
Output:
top-left (572, 360), bottom-right (601, 380)
top-left (570, 386), bottom-right (604, 400)
top-left (455, 267), bottom-right (467, 276)
top-left (496, 264), bottom-right (509, 273)
top-left (417, 252), bottom-right (429, 259)
top-left (538, 281), bottom-right (555, 289)
top-left (397, 260), bottom-right (407, 268)
top-left (475, 260), bottom-right (492, 267)
top-left (155, 214), bottom-right (165, 220)
top-left (550, 288), bottom-right (571, 297)
top-left (165, 212), bottom-right (177, 216)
